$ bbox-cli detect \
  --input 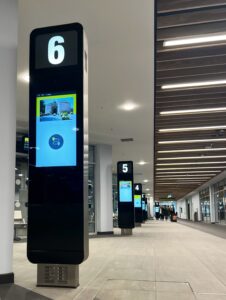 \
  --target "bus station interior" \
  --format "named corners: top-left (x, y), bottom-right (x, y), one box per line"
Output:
top-left (2, 0), bottom-right (226, 299)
